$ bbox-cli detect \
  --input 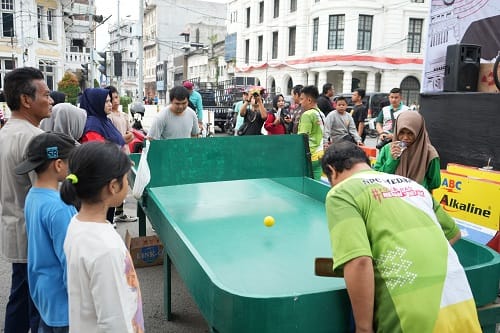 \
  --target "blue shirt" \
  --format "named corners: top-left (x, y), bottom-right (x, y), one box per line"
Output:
top-left (189, 90), bottom-right (204, 121)
top-left (25, 187), bottom-right (76, 326)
